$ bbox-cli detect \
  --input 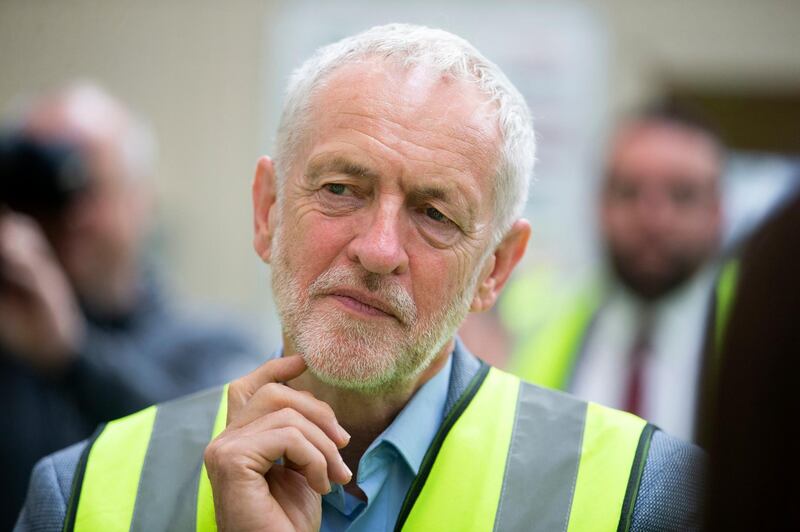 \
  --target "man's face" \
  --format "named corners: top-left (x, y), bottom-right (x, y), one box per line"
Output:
top-left (267, 60), bottom-right (500, 392)
top-left (24, 103), bottom-right (149, 314)
top-left (57, 135), bottom-right (148, 312)
top-left (601, 122), bottom-right (722, 300)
